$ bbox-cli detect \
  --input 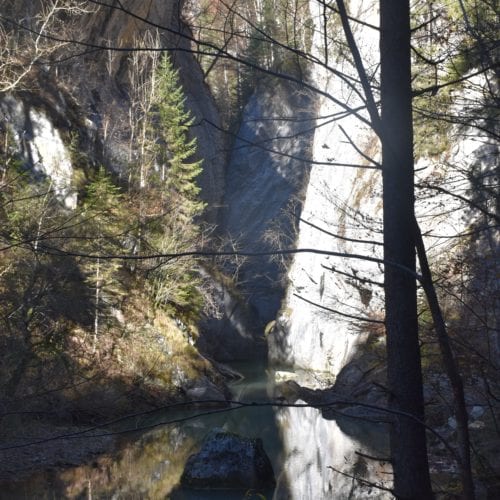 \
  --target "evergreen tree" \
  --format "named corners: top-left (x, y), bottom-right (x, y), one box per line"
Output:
top-left (145, 55), bottom-right (206, 319)
top-left (80, 167), bottom-right (126, 349)
top-left (155, 54), bottom-right (205, 226)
